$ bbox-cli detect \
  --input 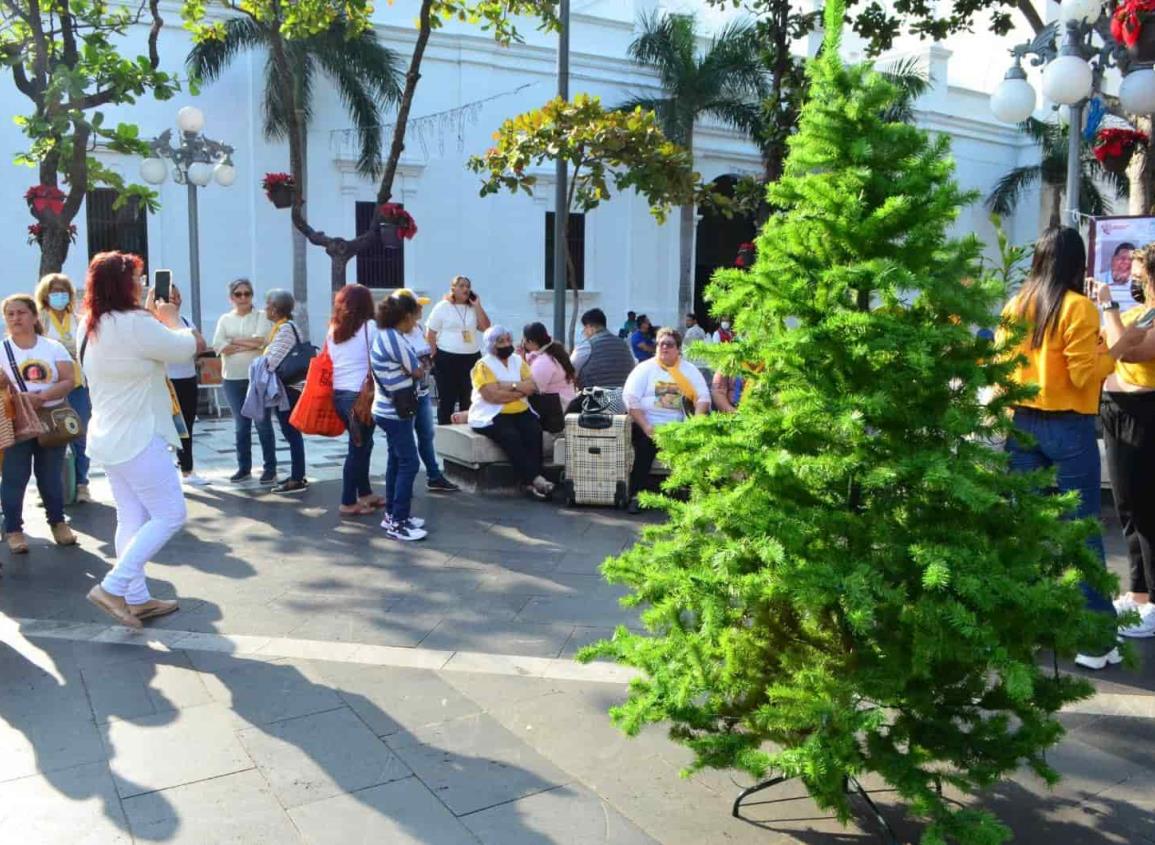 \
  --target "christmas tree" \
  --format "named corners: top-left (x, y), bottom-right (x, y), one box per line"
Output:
top-left (580, 2), bottom-right (1117, 843)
